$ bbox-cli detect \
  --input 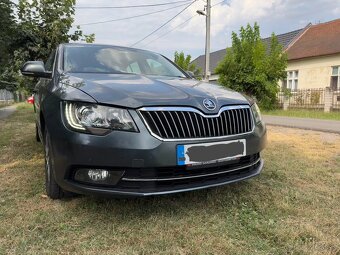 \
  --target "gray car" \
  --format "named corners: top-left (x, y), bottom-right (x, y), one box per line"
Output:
top-left (21, 43), bottom-right (267, 199)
